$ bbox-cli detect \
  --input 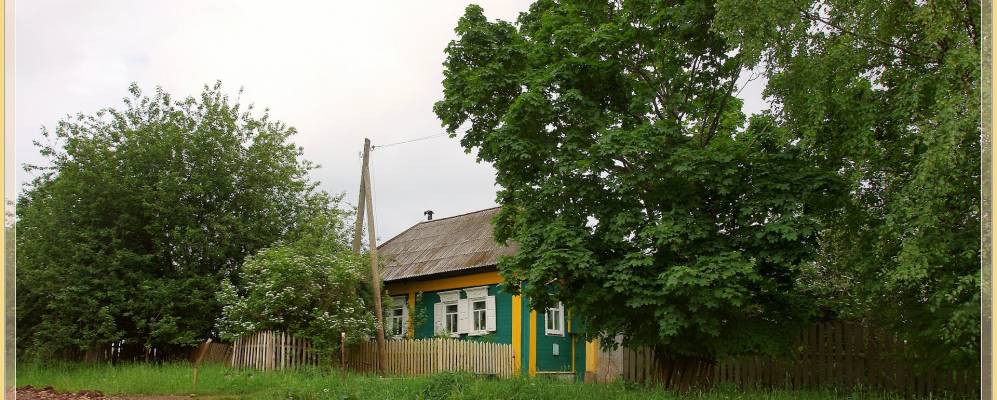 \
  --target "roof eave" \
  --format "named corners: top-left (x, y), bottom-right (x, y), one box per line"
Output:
top-left (384, 264), bottom-right (498, 284)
